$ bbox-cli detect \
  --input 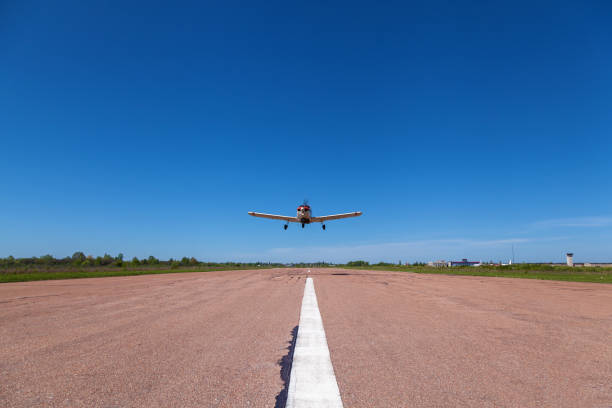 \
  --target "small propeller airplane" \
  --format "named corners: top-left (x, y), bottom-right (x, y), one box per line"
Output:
top-left (248, 201), bottom-right (362, 230)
